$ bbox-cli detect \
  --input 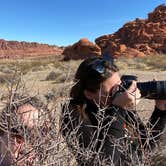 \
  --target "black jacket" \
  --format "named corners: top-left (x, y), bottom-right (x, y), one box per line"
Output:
top-left (61, 98), bottom-right (166, 166)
